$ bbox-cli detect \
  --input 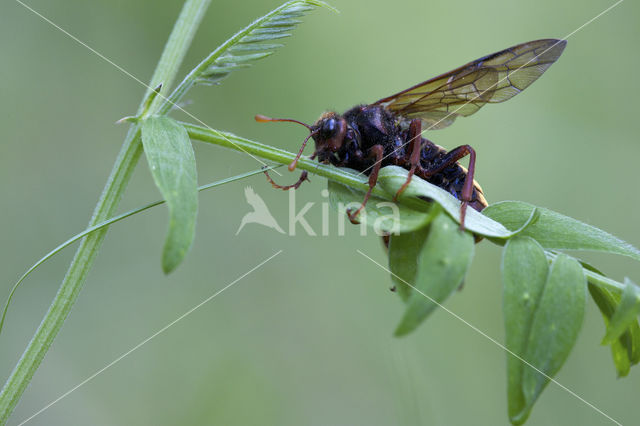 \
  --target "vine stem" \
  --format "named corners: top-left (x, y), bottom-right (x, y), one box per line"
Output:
top-left (184, 122), bottom-right (627, 294)
top-left (0, 1), bottom-right (211, 423)
top-left (544, 251), bottom-right (625, 291)
top-left (182, 123), bottom-right (420, 205)
top-left (0, 166), bottom-right (278, 338)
